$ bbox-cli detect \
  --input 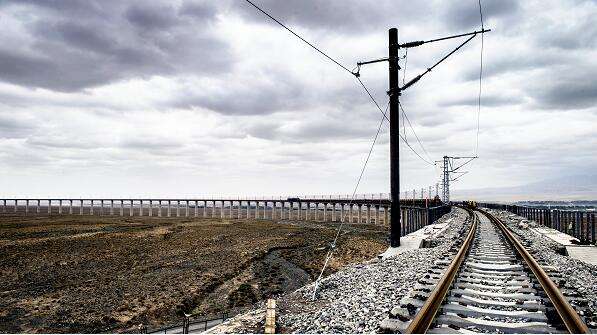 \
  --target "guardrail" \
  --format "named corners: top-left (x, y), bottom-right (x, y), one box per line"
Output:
top-left (401, 205), bottom-right (452, 236)
top-left (145, 310), bottom-right (236, 334)
top-left (478, 203), bottom-right (596, 245)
